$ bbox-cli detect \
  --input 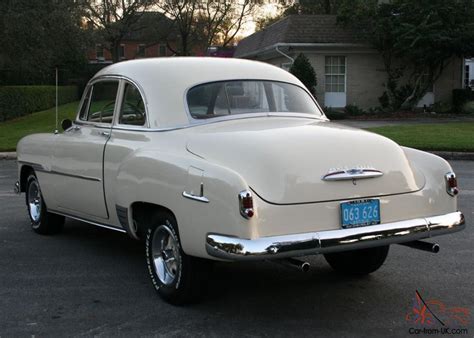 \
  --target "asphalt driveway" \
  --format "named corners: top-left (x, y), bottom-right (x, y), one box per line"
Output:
top-left (0, 160), bottom-right (472, 337)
